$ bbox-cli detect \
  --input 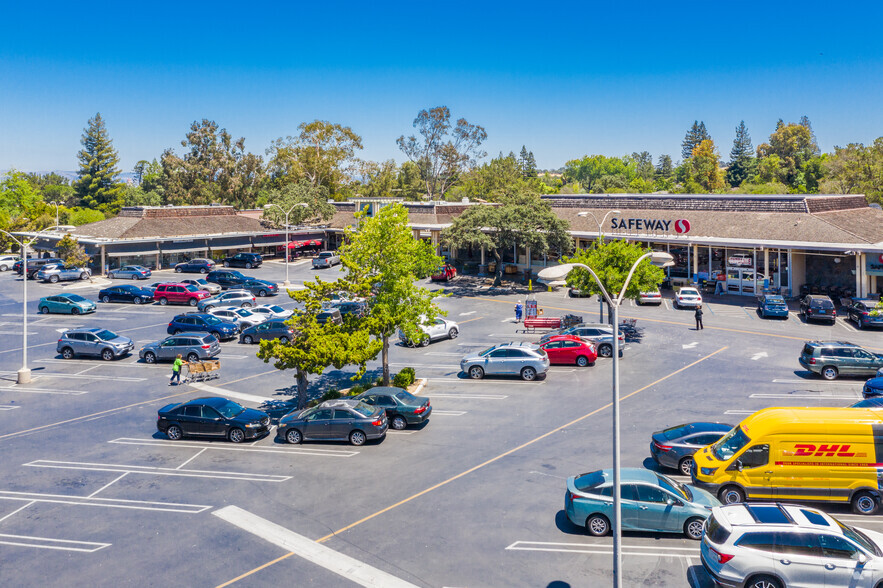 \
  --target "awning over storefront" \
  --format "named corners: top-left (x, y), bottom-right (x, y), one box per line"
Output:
top-left (287, 239), bottom-right (323, 249)
top-left (252, 234), bottom-right (288, 247)
top-left (106, 242), bottom-right (160, 257)
top-left (208, 236), bottom-right (252, 250)
top-left (160, 240), bottom-right (207, 254)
